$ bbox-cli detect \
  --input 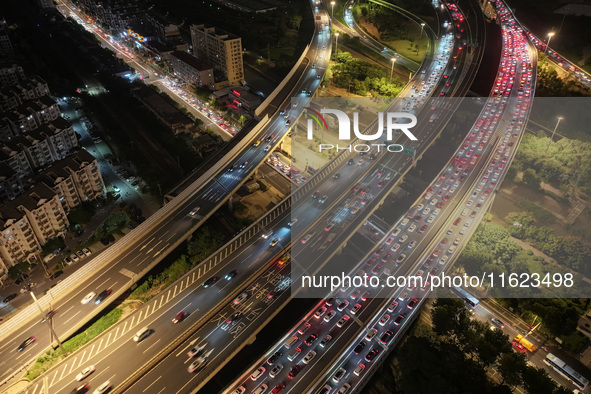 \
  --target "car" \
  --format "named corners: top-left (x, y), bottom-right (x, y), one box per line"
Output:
top-left (82, 248), bottom-right (92, 257)
top-left (304, 333), bottom-right (318, 346)
top-left (94, 289), bottom-right (111, 304)
top-left (92, 380), bottom-right (112, 394)
top-left (337, 315), bottom-right (350, 328)
top-left (50, 270), bottom-right (63, 280)
top-left (337, 300), bottom-right (349, 311)
top-left (288, 364), bottom-right (303, 379)
top-left (324, 310), bottom-right (336, 322)
top-left (70, 253), bottom-right (79, 262)
top-left (394, 314), bottom-right (406, 325)
top-left (81, 292), bottom-right (96, 305)
top-left (319, 195), bottom-right (328, 203)
top-left (133, 327), bottom-right (151, 342)
top-left (270, 238), bottom-right (280, 247)
top-left (491, 317), bottom-right (505, 328)
top-left (271, 384), bottom-right (285, 394)
top-left (251, 366), bottom-right (266, 380)
top-left (76, 365), bottom-right (96, 381)
top-left (387, 300), bottom-right (399, 312)
top-left (379, 313), bottom-right (391, 326)
top-left (187, 356), bottom-right (208, 372)
top-left (225, 270), bottom-right (238, 280)
top-left (71, 384), bottom-right (90, 394)
top-left (288, 218), bottom-right (298, 226)
top-left (365, 347), bottom-right (380, 362)
top-left (353, 341), bottom-right (367, 354)
top-left (396, 254), bottom-right (407, 264)
top-left (350, 303), bottom-right (362, 315)
top-left (332, 368), bottom-right (347, 382)
top-left (233, 292), bottom-right (249, 305)
top-left (324, 223), bottom-right (334, 232)
top-left (314, 306), bottom-right (327, 318)
top-left (17, 336), bottom-right (36, 351)
top-left (203, 276), bottom-right (219, 287)
top-left (320, 334), bottom-right (333, 347)
top-left (269, 364), bottom-right (283, 378)
top-left (172, 311), bottom-right (187, 323)
top-left (188, 343), bottom-right (207, 358)
top-left (303, 350), bottom-right (317, 364)
top-left (418, 224), bottom-right (428, 233)
top-left (239, 161), bottom-right (248, 169)
top-left (380, 330), bottom-right (394, 344)
top-left (301, 234), bottom-right (313, 244)
top-left (407, 298), bottom-right (418, 309)
top-left (233, 387), bottom-right (247, 394)
top-left (354, 363), bottom-right (366, 376)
